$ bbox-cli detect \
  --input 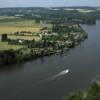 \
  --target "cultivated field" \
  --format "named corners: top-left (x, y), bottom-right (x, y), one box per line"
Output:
top-left (0, 16), bottom-right (50, 51)
top-left (0, 16), bottom-right (52, 34)
top-left (8, 35), bottom-right (42, 41)
top-left (0, 27), bottom-right (40, 34)
top-left (0, 16), bottom-right (18, 20)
